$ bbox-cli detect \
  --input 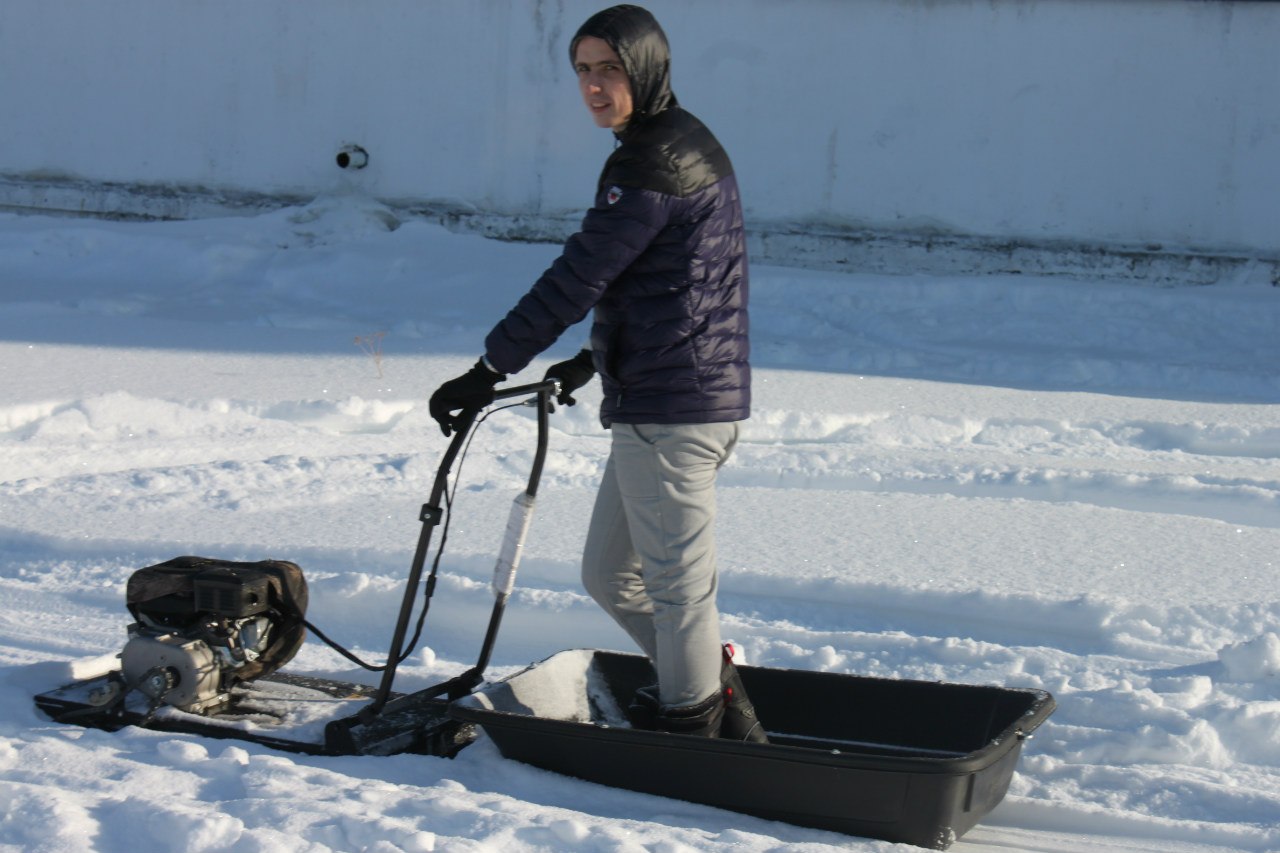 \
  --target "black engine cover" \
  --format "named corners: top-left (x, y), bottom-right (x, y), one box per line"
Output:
top-left (126, 556), bottom-right (309, 682)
